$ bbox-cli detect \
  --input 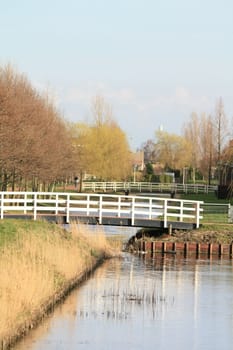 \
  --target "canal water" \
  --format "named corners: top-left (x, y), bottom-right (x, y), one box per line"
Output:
top-left (14, 227), bottom-right (233, 350)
